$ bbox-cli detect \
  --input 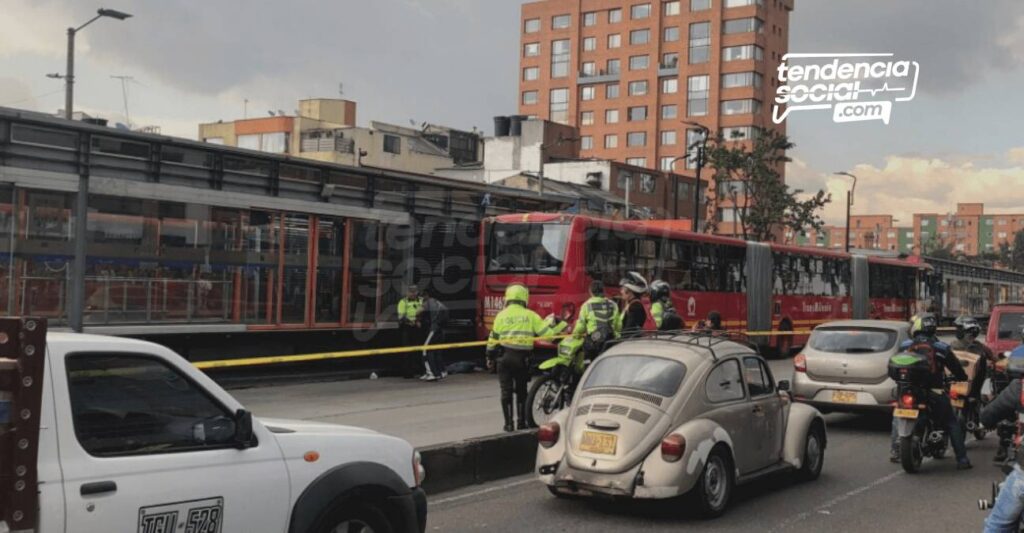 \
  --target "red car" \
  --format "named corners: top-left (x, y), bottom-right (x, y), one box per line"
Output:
top-left (986, 303), bottom-right (1024, 354)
